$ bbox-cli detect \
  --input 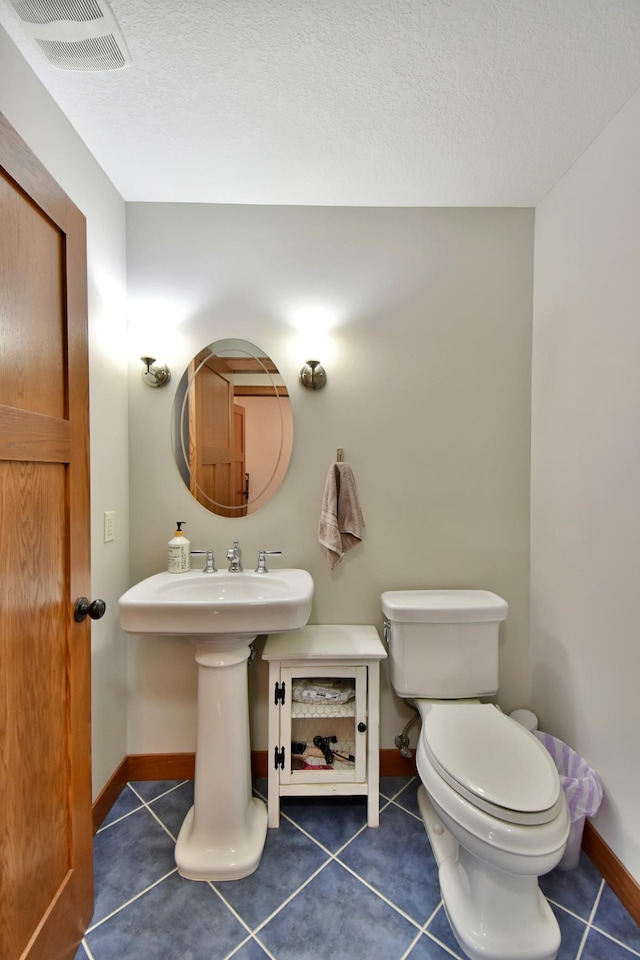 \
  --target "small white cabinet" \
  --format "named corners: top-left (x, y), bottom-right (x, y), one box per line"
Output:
top-left (262, 624), bottom-right (387, 828)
